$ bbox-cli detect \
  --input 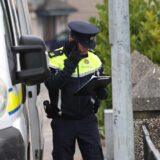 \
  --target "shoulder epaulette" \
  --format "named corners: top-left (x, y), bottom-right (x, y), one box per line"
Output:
top-left (49, 49), bottom-right (64, 58)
